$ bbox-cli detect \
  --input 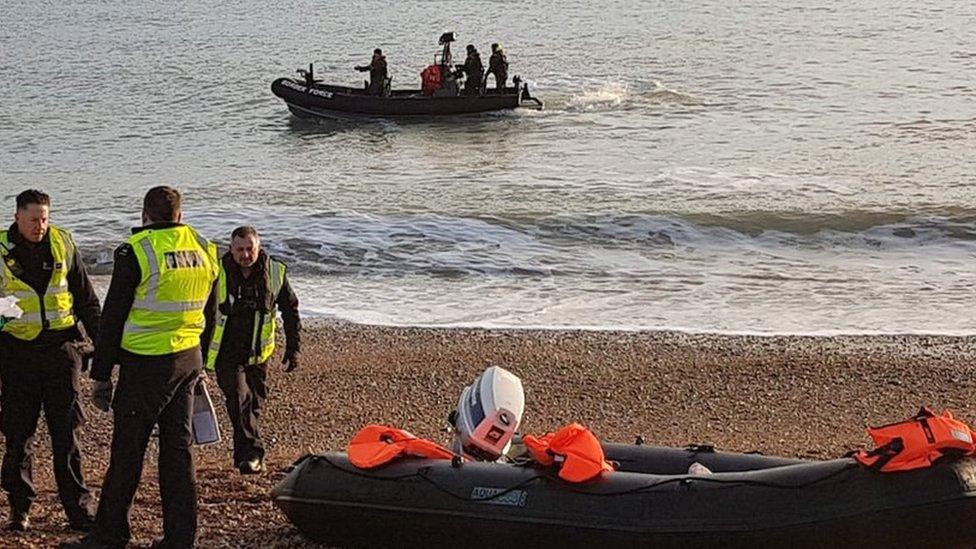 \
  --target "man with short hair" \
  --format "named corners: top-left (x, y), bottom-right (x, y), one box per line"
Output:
top-left (206, 226), bottom-right (300, 474)
top-left (62, 186), bottom-right (218, 549)
top-left (0, 189), bottom-right (101, 532)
